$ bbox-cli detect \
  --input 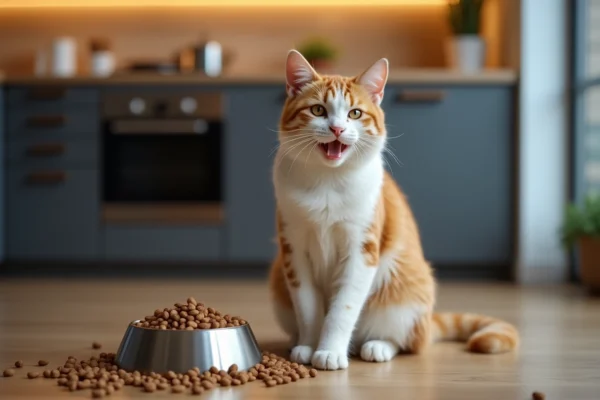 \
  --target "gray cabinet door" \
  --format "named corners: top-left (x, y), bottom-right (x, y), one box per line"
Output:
top-left (7, 168), bottom-right (100, 260)
top-left (382, 85), bottom-right (514, 265)
top-left (224, 87), bottom-right (283, 262)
